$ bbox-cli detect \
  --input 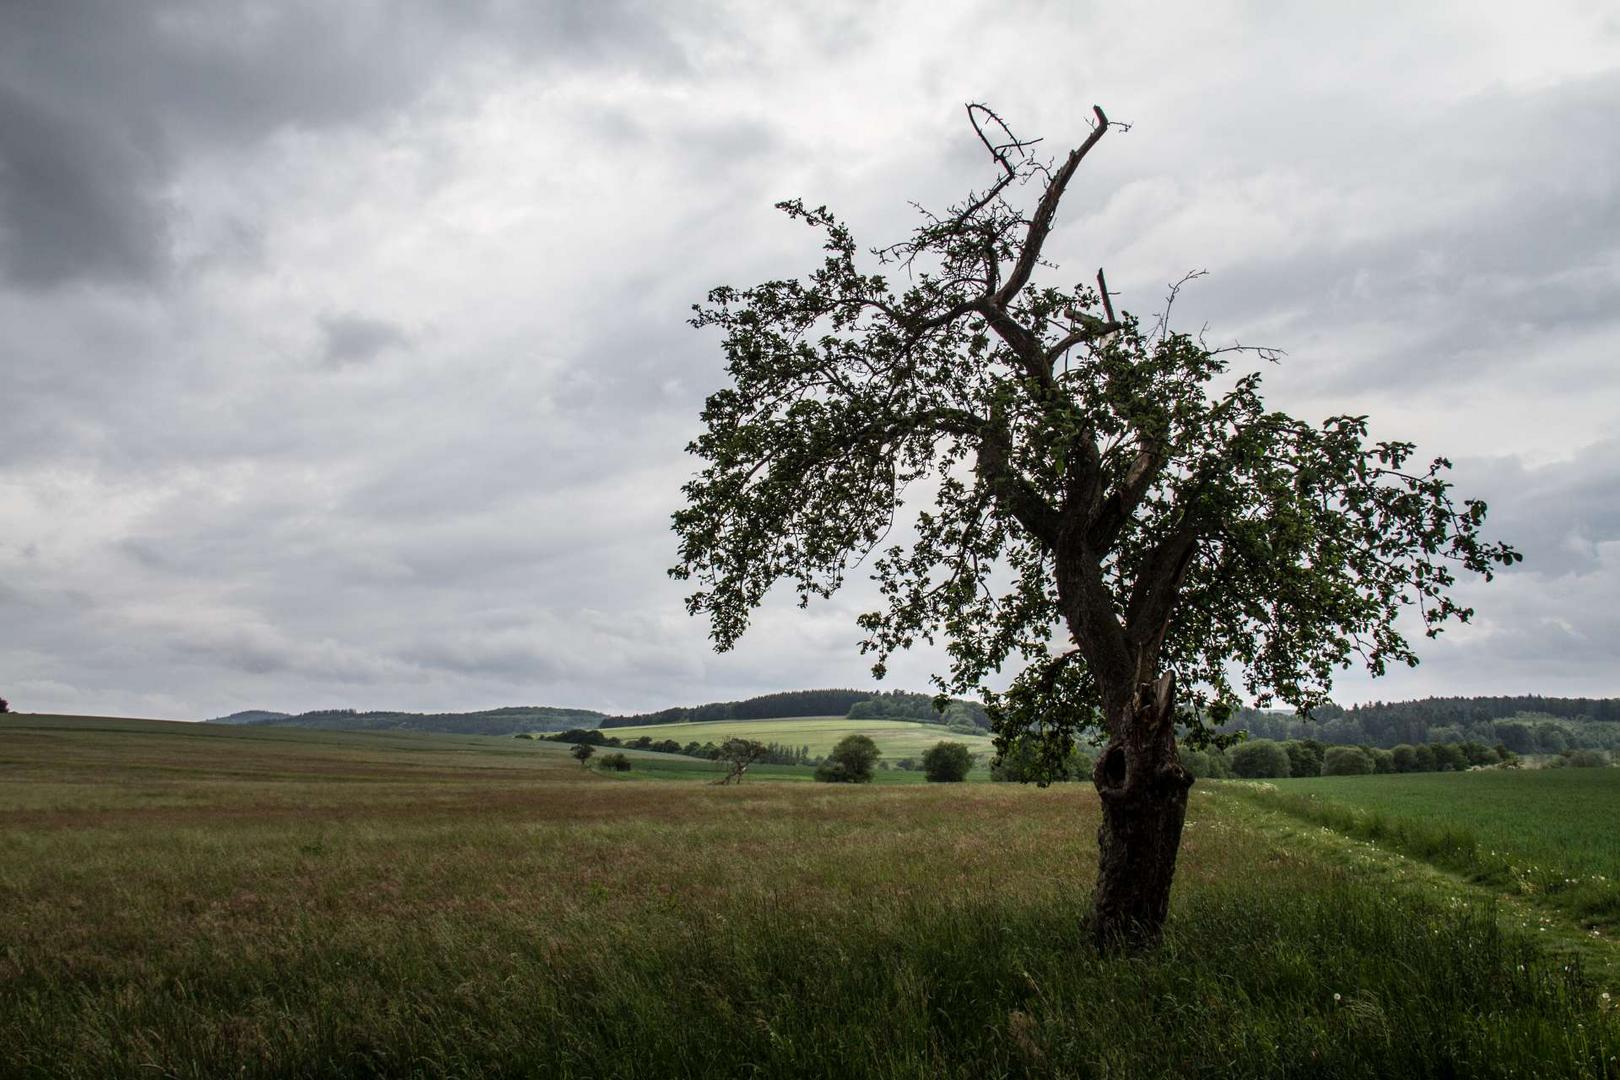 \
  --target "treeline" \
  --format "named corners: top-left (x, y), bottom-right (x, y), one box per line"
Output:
top-left (1224, 697), bottom-right (1620, 752)
top-left (209, 705), bottom-right (605, 736)
top-left (600, 689), bottom-right (870, 729)
top-left (602, 688), bottom-right (990, 732)
top-left (1184, 738), bottom-right (1528, 779)
top-left (542, 729), bottom-right (813, 766)
top-left (845, 690), bottom-right (990, 731)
